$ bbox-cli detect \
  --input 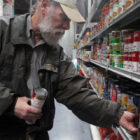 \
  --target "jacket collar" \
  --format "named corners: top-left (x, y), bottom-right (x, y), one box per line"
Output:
top-left (10, 13), bottom-right (34, 46)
